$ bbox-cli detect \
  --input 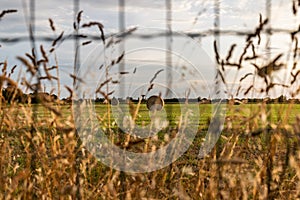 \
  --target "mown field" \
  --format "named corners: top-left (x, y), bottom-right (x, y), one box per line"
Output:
top-left (1, 101), bottom-right (300, 199)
